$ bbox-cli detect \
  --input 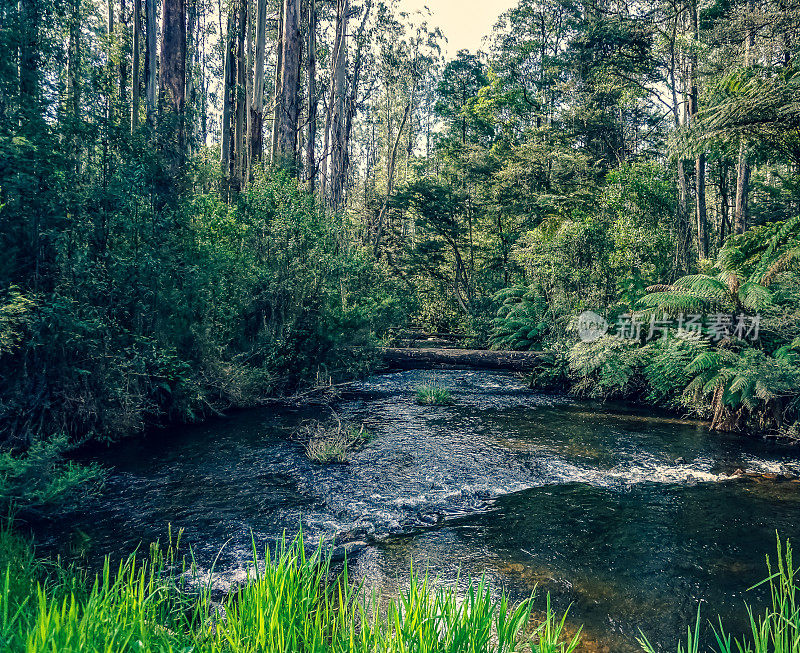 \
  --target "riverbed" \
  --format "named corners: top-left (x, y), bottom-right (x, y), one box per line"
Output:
top-left (34, 369), bottom-right (800, 651)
